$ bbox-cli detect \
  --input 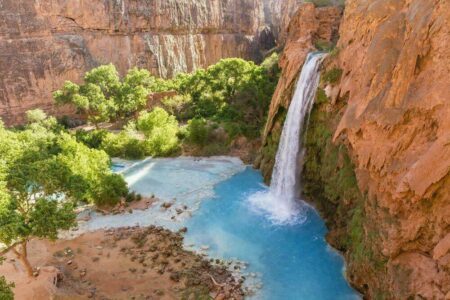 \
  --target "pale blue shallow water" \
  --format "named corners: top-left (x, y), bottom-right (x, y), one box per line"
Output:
top-left (84, 157), bottom-right (359, 299)
top-left (183, 167), bottom-right (359, 300)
